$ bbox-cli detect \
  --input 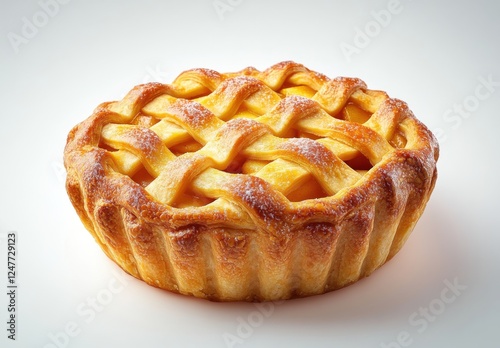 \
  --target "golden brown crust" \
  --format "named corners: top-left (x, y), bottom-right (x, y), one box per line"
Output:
top-left (64, 61), bottom-right (439, 301)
